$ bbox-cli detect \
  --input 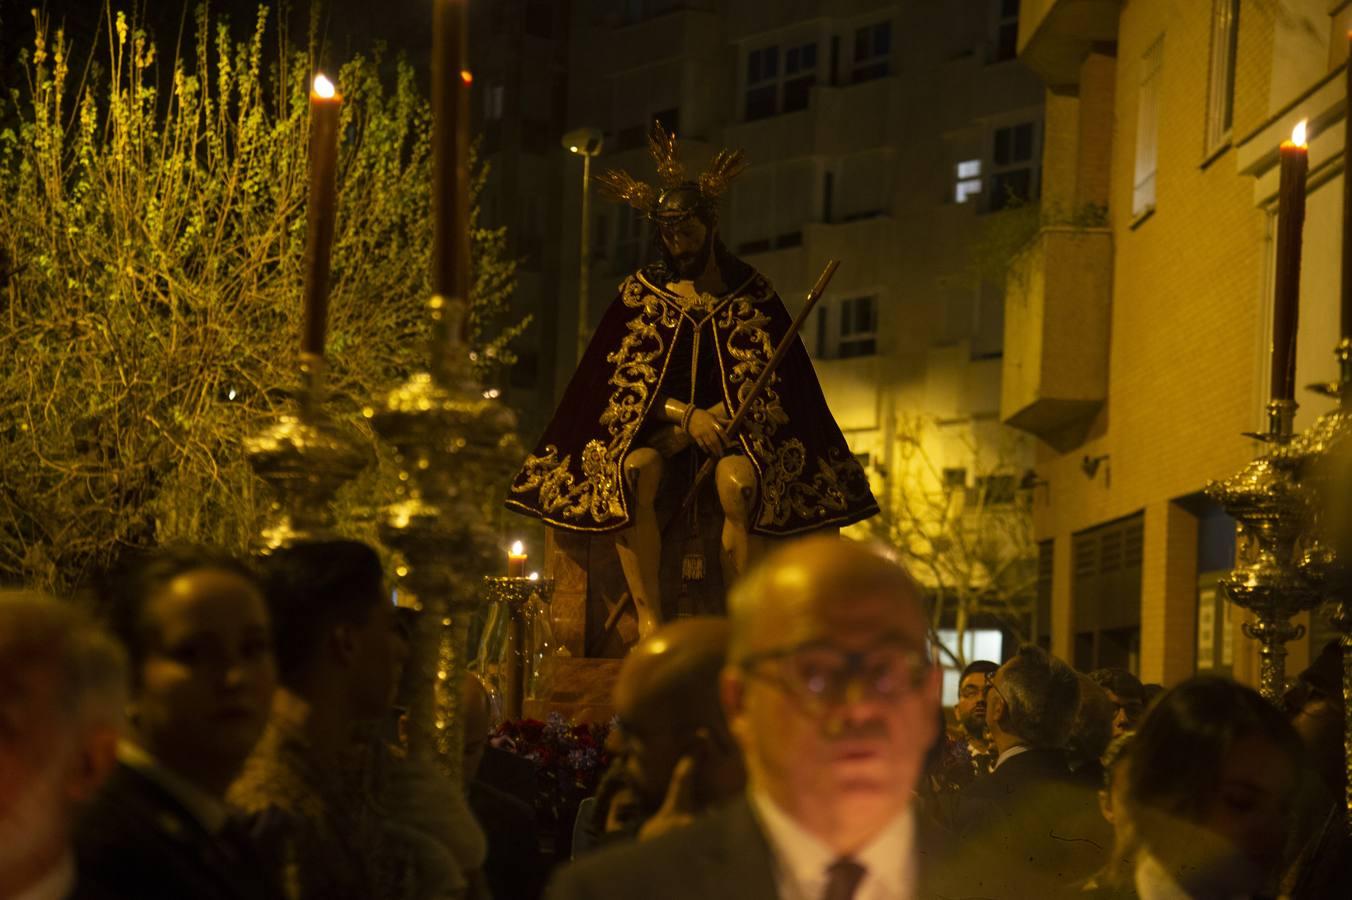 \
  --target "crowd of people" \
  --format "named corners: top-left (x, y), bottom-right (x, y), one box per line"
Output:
top-left (0, 534), bottom-right (1348, 900)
